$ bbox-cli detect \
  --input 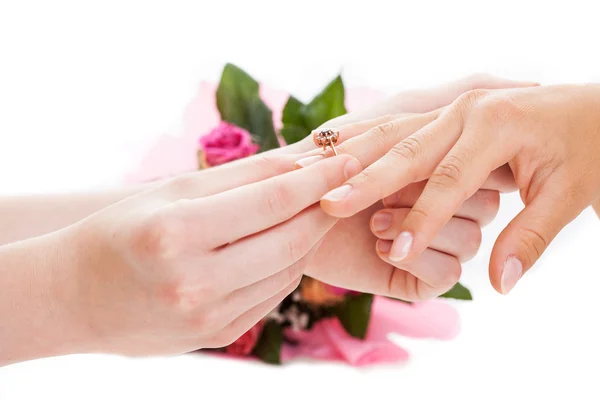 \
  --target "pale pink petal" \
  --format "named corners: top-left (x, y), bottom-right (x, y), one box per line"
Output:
top-left (281, 323), bottom-right (344, 363)
top-left (369, 296), bottom-right (461, 340)
top-left (123, 81), bottom-right (219, 183)
top-left (321, 318), bottom-right (410, 366)
top-left (258, 85), bottom-right (290, 131)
